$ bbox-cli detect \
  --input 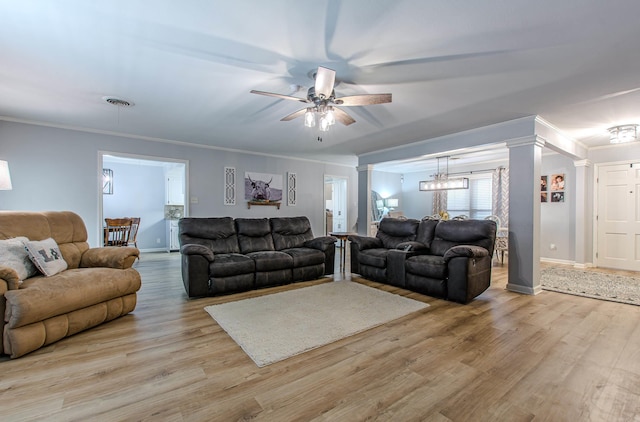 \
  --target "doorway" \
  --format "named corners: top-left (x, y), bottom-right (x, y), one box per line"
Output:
top-left (324, 175), bottom-right (348, 235)
top-left (99, 152), bottom-right (188, 252)
top-left (596, 161), bottom-right (640, 271)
